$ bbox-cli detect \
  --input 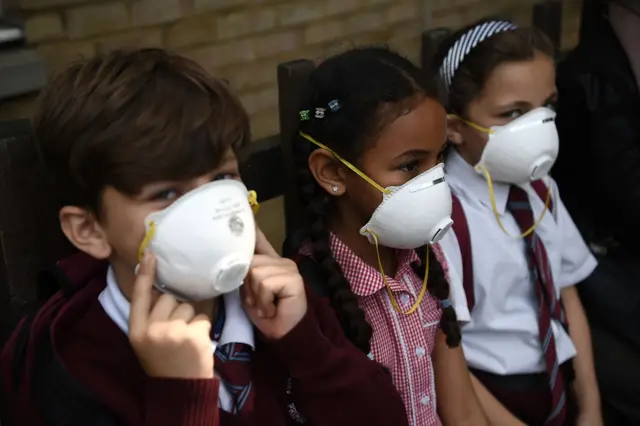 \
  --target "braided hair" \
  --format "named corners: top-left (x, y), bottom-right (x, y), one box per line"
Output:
top-left (293, 46), bottom-right (461, 353)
